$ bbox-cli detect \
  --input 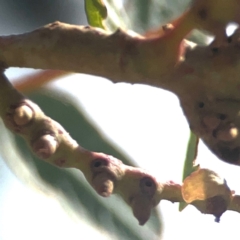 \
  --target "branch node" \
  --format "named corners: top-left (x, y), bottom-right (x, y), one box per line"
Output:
top-left (13, 105), bottom-right (33, 126)
top-left (32, 134), bottom-right (58, 159)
